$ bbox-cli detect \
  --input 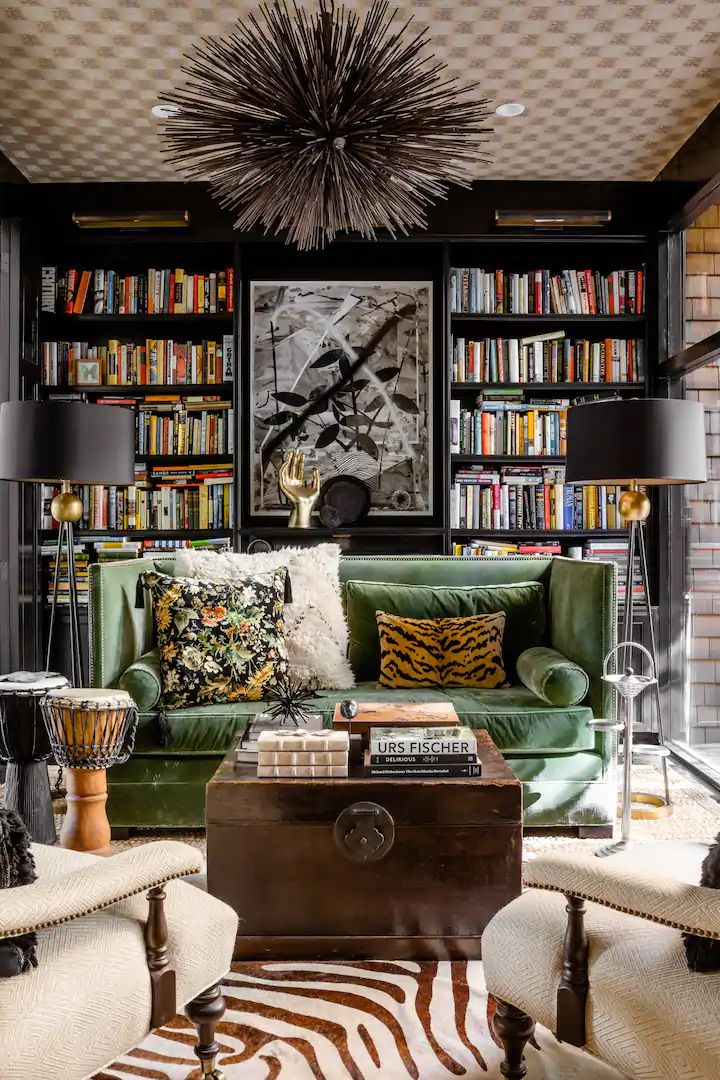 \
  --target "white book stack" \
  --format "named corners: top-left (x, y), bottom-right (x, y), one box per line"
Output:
top-left (254, 729), bottom-right (349, 778)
